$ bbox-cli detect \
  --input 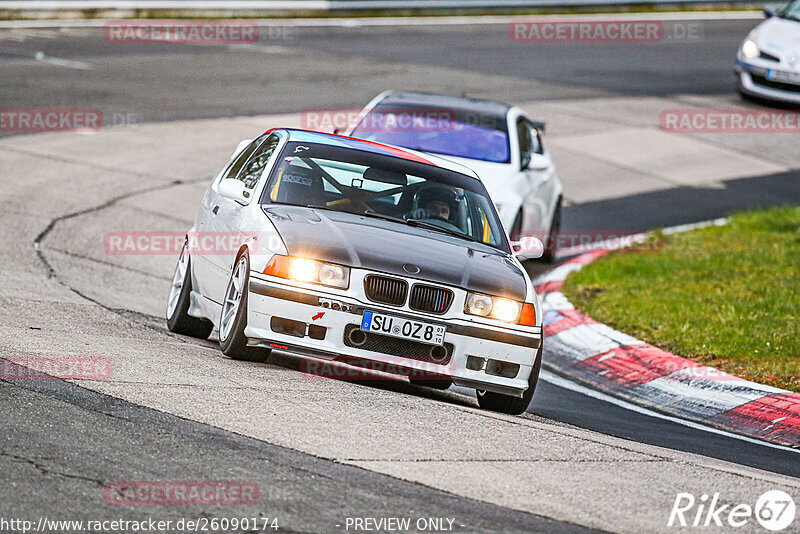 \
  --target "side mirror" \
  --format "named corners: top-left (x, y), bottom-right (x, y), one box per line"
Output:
top-left (218, 178), bottom-right (250, 202)
top-left (512, 236), bottom-right (544, 259)
top-left (764, 7), bottom-right (777, 17)
top-left (527, 153), bottom-right (550, 171)
top-left (230, 139), bottom-right (252, 160)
